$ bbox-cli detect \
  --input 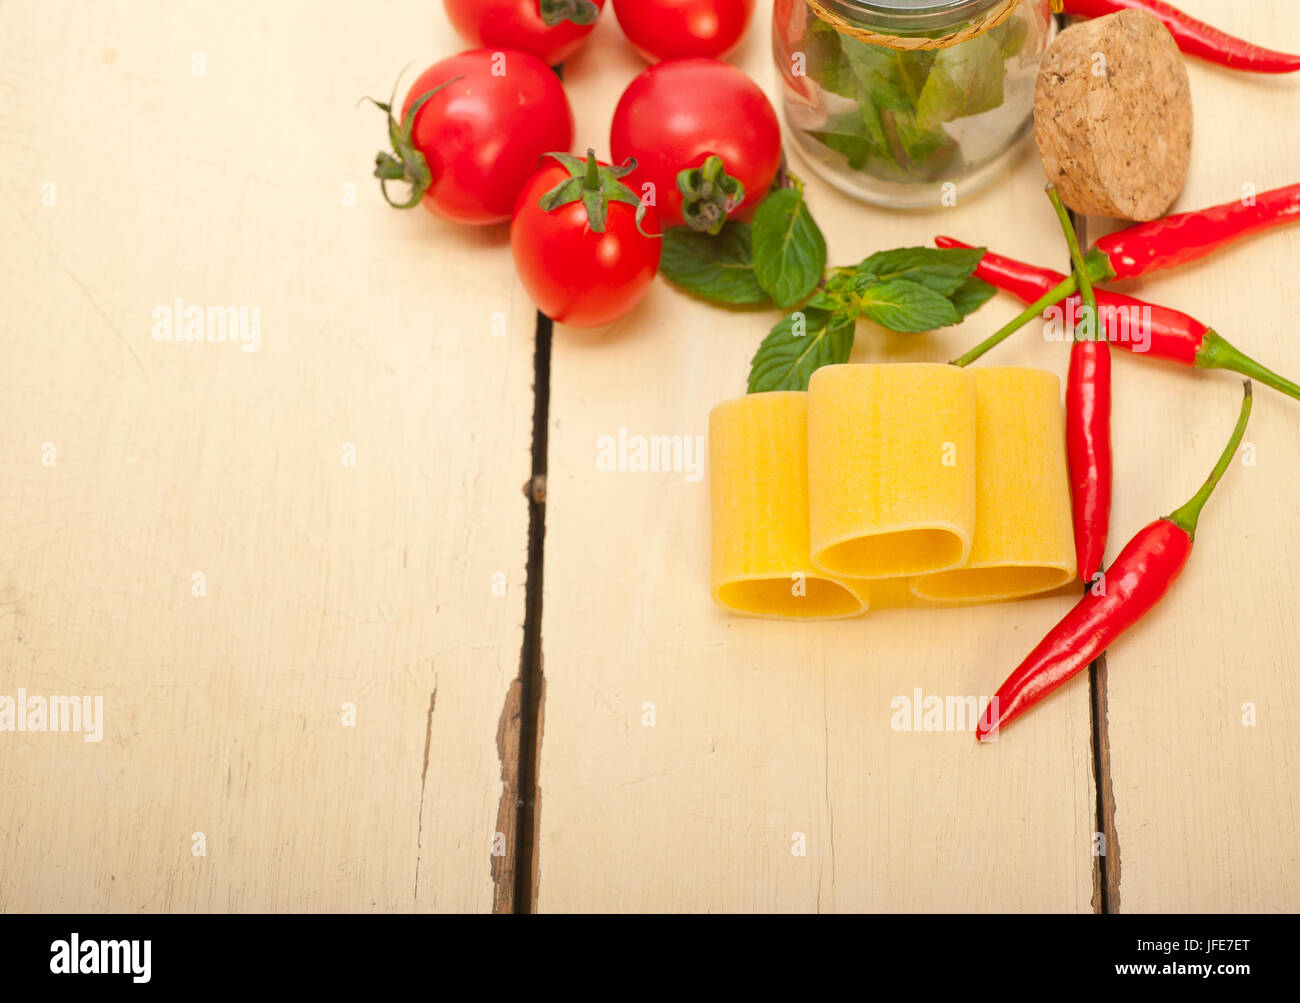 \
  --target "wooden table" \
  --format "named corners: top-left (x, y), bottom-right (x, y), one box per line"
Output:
top-left (2, 0), bottom-right (1297, 913)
